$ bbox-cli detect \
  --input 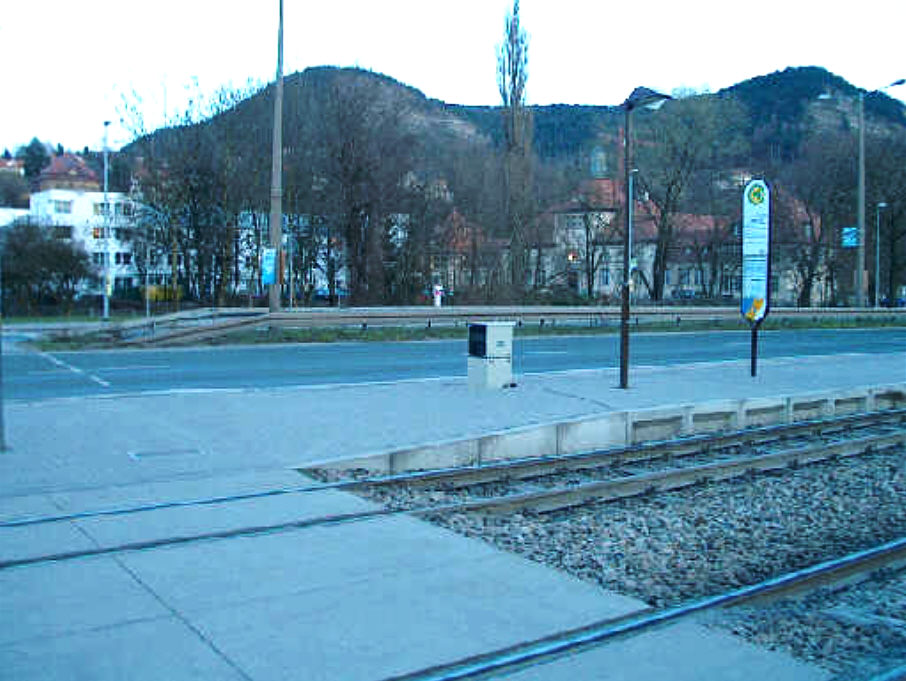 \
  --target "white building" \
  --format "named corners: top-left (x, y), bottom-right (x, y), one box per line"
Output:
top-left (26, 154), bottom-right (139, 294)
top-left (29, 188), bottom-right (137, 293)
